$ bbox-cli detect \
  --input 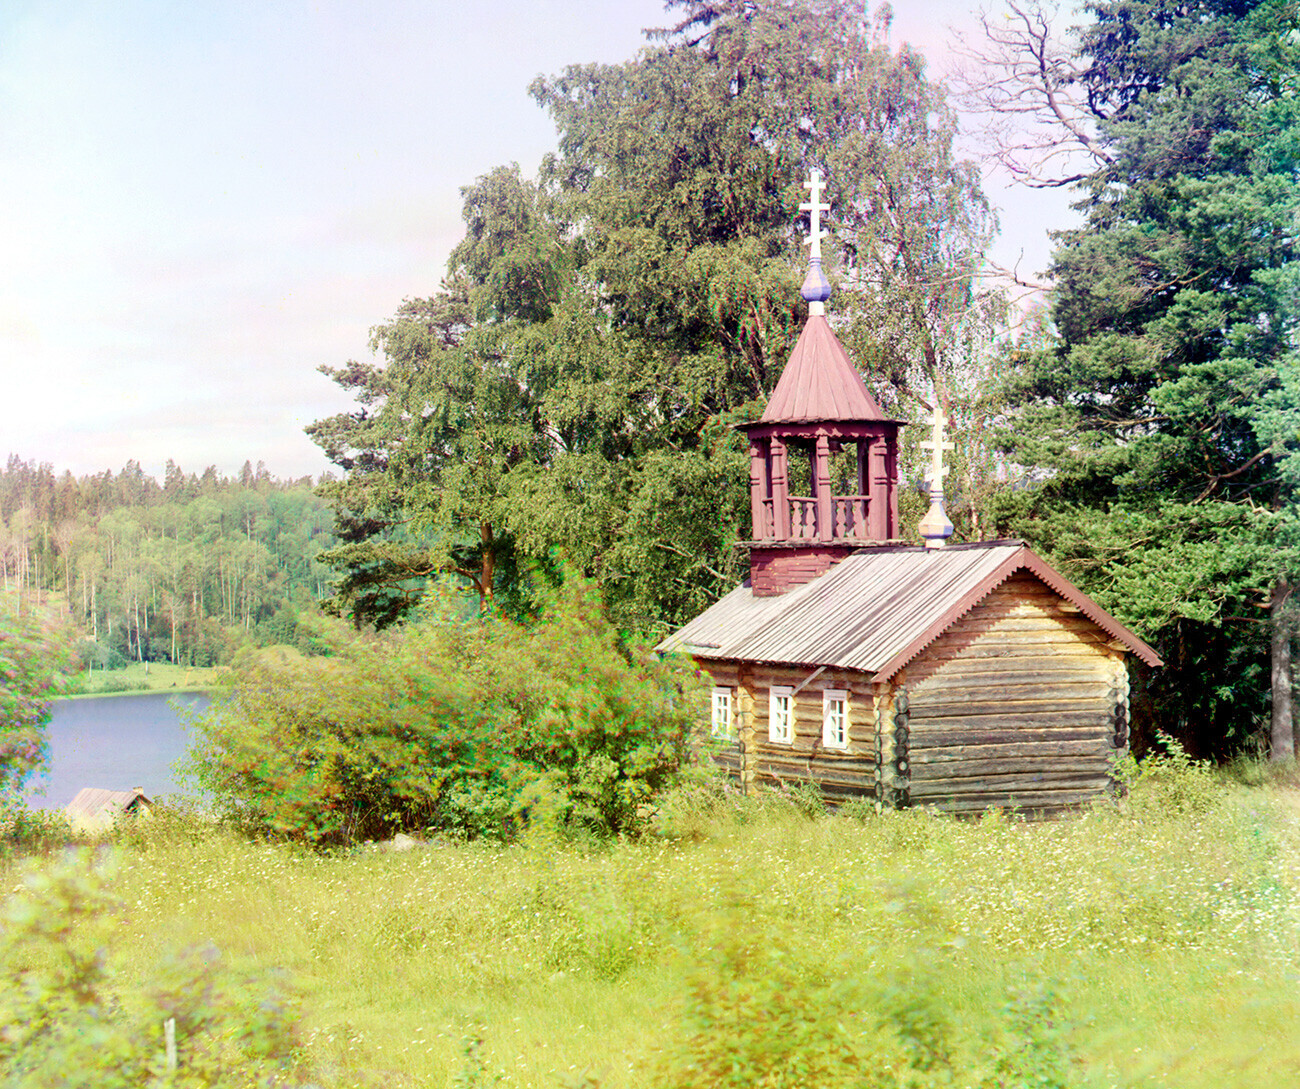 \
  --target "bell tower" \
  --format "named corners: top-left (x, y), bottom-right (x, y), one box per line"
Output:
top-left (741, 171), bottom-right (904, 596)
